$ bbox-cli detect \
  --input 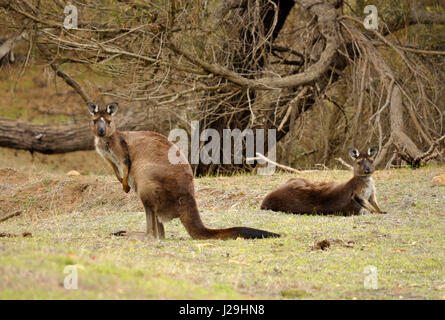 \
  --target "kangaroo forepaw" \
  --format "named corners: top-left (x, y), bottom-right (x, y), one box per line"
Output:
top-left (110, 230), bottom-right (128, 236)
top-left (123, 184), bottom-right (131, 193)
top-left (110, 230), bottom-right (157, 241)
